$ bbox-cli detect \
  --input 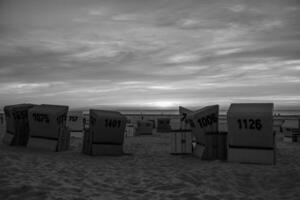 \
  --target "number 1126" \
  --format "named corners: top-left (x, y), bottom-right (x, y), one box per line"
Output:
top-left (237, 118), bottom-right (262, 130)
